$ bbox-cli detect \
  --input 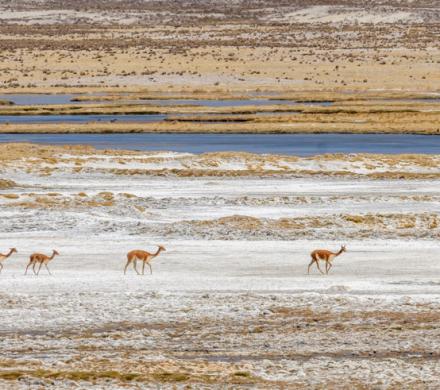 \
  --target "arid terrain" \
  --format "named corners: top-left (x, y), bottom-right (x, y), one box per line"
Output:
top-left (0, 144), bottom-right (440, 388)
top-left (1, 1), bottom-right (440, 389)
top-left (0, 1), bottom-right (439, 134)
top-left (0, 0), bottom-right (439, 93)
